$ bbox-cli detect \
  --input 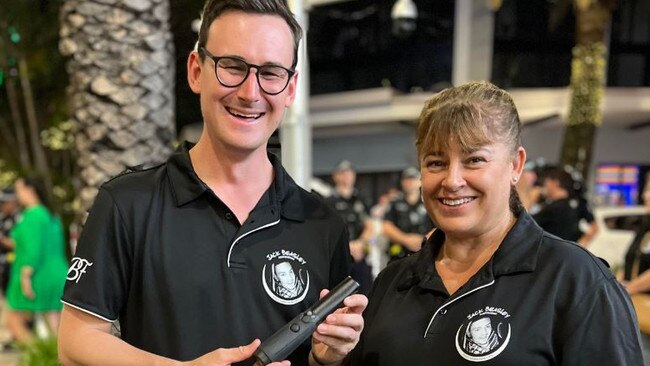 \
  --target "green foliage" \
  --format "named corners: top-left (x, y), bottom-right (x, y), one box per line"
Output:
top-left (0, 159), bottom-right (18, 188)
top-left (41, 120), bottom-right (76, 151)
top-left (19, 337), bottom-right (60, 366)
top-left (0, 0), bottom-right (69, 168)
